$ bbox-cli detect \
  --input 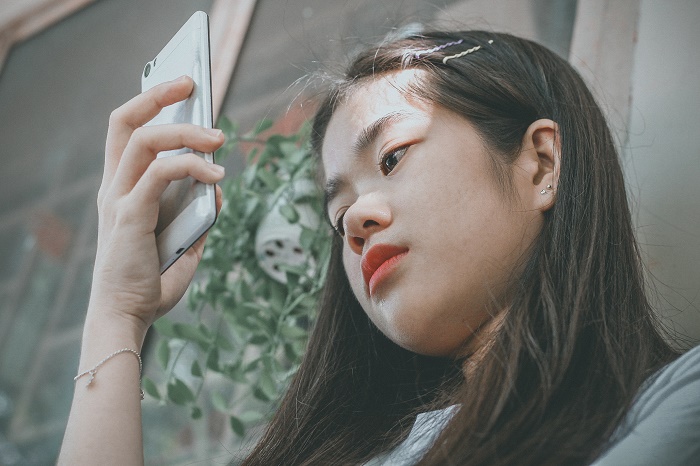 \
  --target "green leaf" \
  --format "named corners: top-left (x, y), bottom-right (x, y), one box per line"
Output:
top-left (292, 340), bottom-right (306, 360)
top-left (285, 270), bottom-right (300, 290)
top-left (256, 168), bottom-right (280, 190)
top-left (243, 165), bottom-right (257, 186)
top-left (156, 339), bottom-right (170, 369)
top-left (153, 318), bottom-right (178, 338)
top-left (258, 371), bottom-right (278, 401)
top-left (230, 415), bottom-right (245, 437)
top-left (279, 204), bottom-right (299, 224)
top-left (249, 334), bottom-right (268, 345)
top-left (252, 118), bottom-right (274, 135)
top-left (278, 141), bottom-right (298, 157)
top-left (167, 379), bottom-right (195, 405)
top-left (187, 284), bottom-right (202, 310)
top-left (268, 280), bottom-right (286, 312)
top-left (284, 342), bottom-right (300, 361)
top-left (244, 358), bottom-right (261, 372)
top-left (191, 406), bottom-right (203, 420)
top-left (206, 347), bottom-right (220, 372)
top-left (241, 301), bottom-right (265, 313)
top-left (142, 377), bottom-right (160, 400)
top-left (191, 360), bottom-right (203, 378)
top-left (299, 227), bottom-right (316, 251)
top-left (198, 323), bottom-right (213, 339)
top-left (223, 364), bottom-right (248, 383)
top-left (243, 196), bottom-right (260, 219)
top-left (292, 191), bottom-right (315, 205)
top-left (246, 147), bottom-right (260, 165)
top-left (240, 280), bottom-right (254, 302)
top-left (173, 323), bottom-right (210, 346)
top-left (211, 391), bottom-right (229, 412)
top-left (216, 115), bottom-right (236, 135)
top-left (267, 133), bottom-right (291, 144)
top-left (277, 263), bottom-right (307, 278)
top-left (214, 333), bottom-right (234, 351)
top-left (238, 410), bottom-right (264, 423)
top-left (252, 386), bottom-right (270, 402)
top-left (280, 324), bottom-right (307, 340)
